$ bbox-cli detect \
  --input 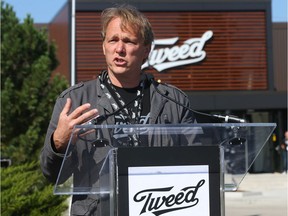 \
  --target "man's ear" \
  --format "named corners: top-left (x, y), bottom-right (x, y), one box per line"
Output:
top-left (145, 45), bottom-right (151, 57)
top-left (102, 43), bottom-right (106, 55)
top-left (142, 45), bottom-right (151, 64)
